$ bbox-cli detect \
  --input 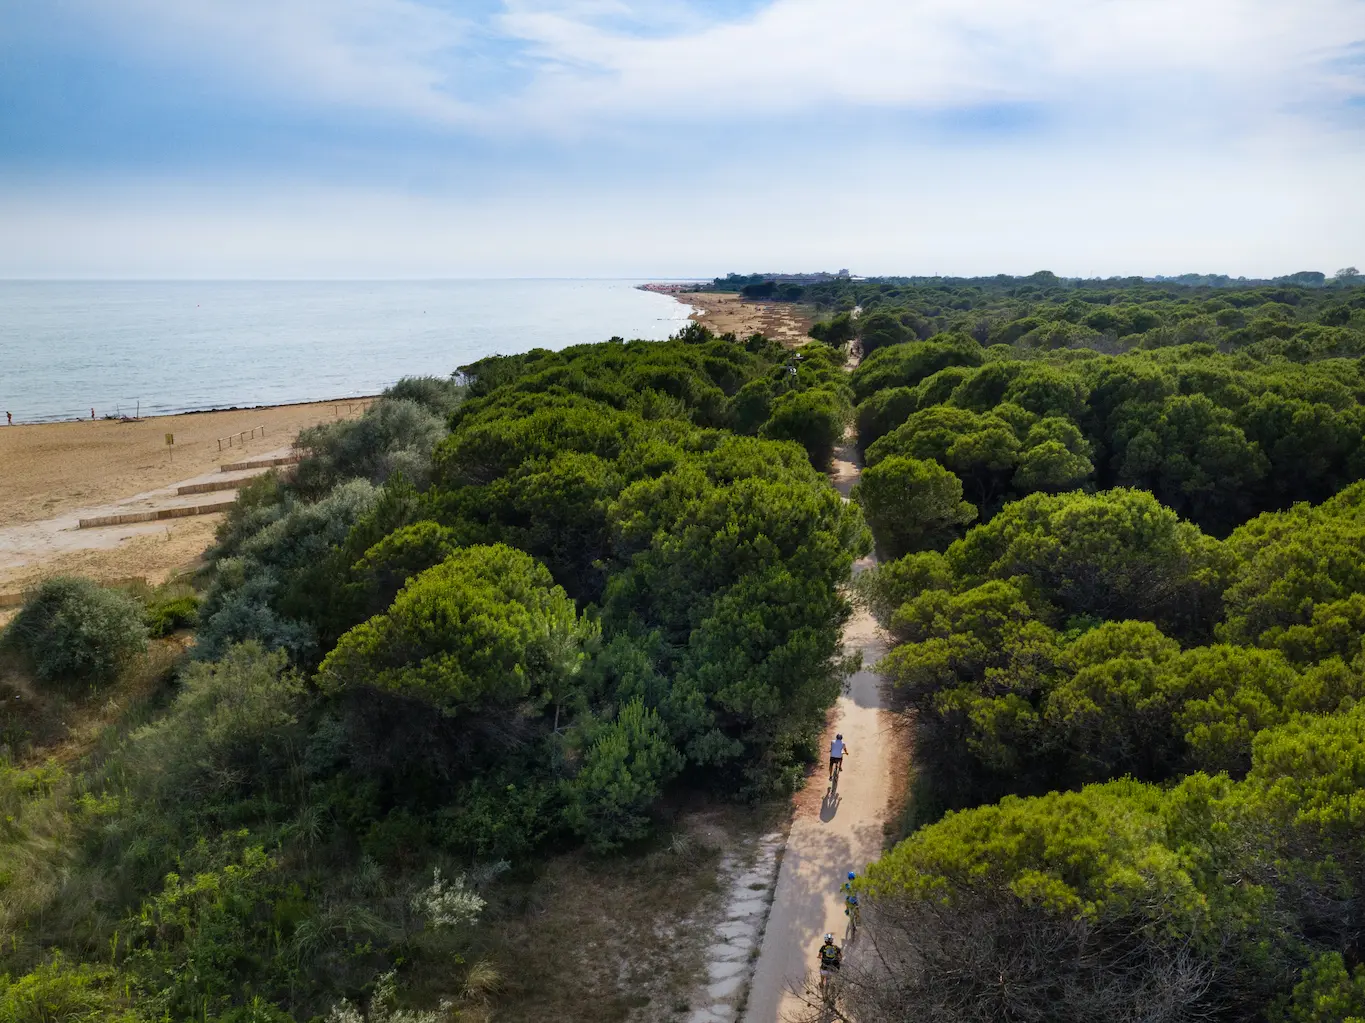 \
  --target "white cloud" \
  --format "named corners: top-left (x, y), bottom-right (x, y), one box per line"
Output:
top-left (501, 0), bottom-right (1365, 126)
top-left (7, 0), bottom-right (1364, 277)
top-left (70, 0), bottom-right (1365, 134)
